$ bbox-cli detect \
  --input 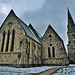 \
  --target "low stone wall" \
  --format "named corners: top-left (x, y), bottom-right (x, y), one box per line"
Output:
top-left (42, 58), bottom-right (69, 66)
top-left (0, 53), bottom-right (19, 64)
